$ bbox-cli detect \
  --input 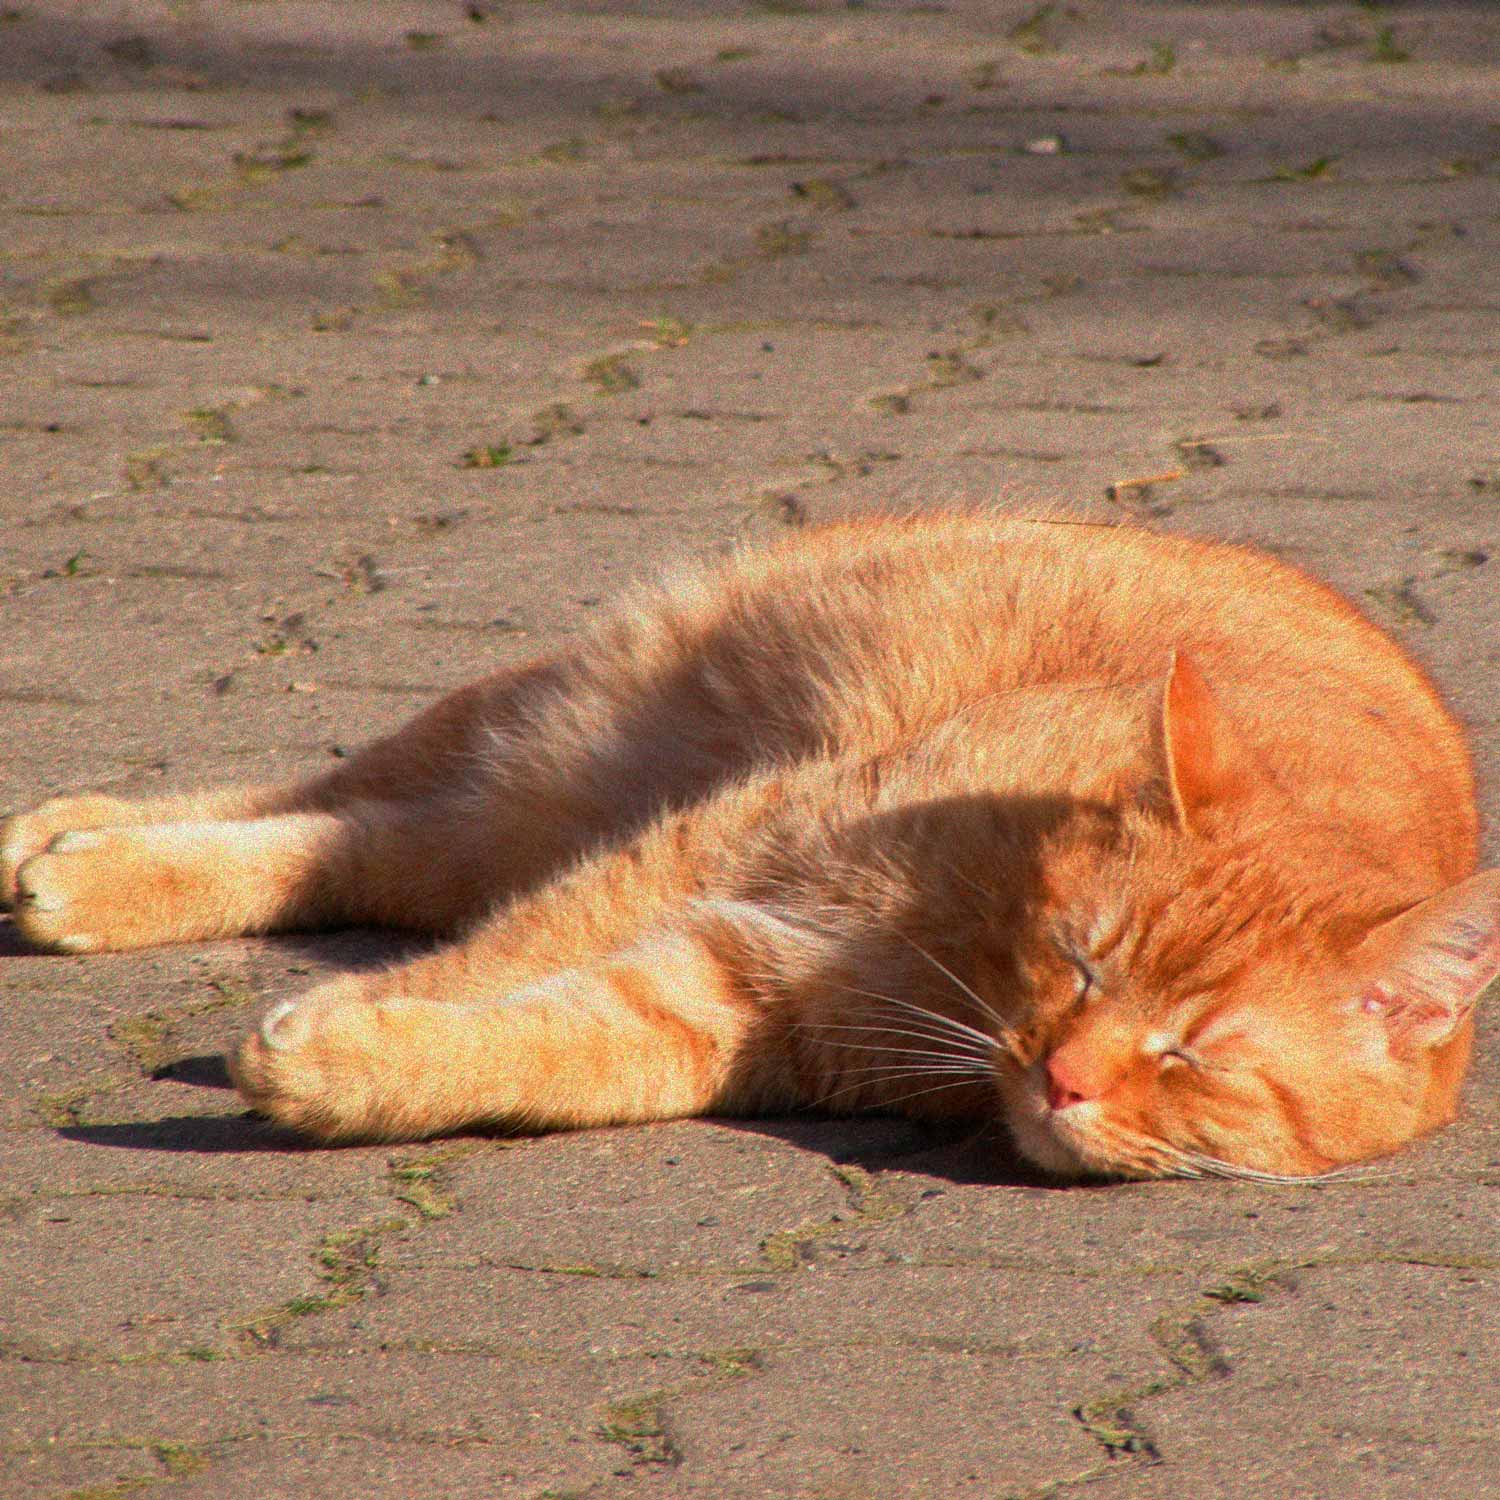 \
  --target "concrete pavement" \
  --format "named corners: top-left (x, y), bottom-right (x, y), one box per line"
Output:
top-left (2, 4), bottom-right (1497, 1496)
